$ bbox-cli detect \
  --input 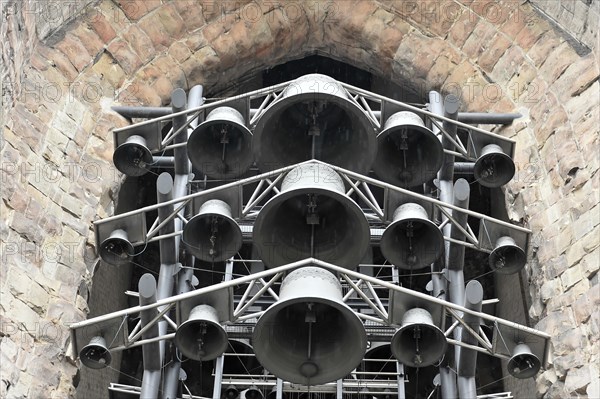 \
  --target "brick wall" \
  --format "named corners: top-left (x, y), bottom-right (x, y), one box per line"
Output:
top-left (1, 1), bottom-right (598, 398)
